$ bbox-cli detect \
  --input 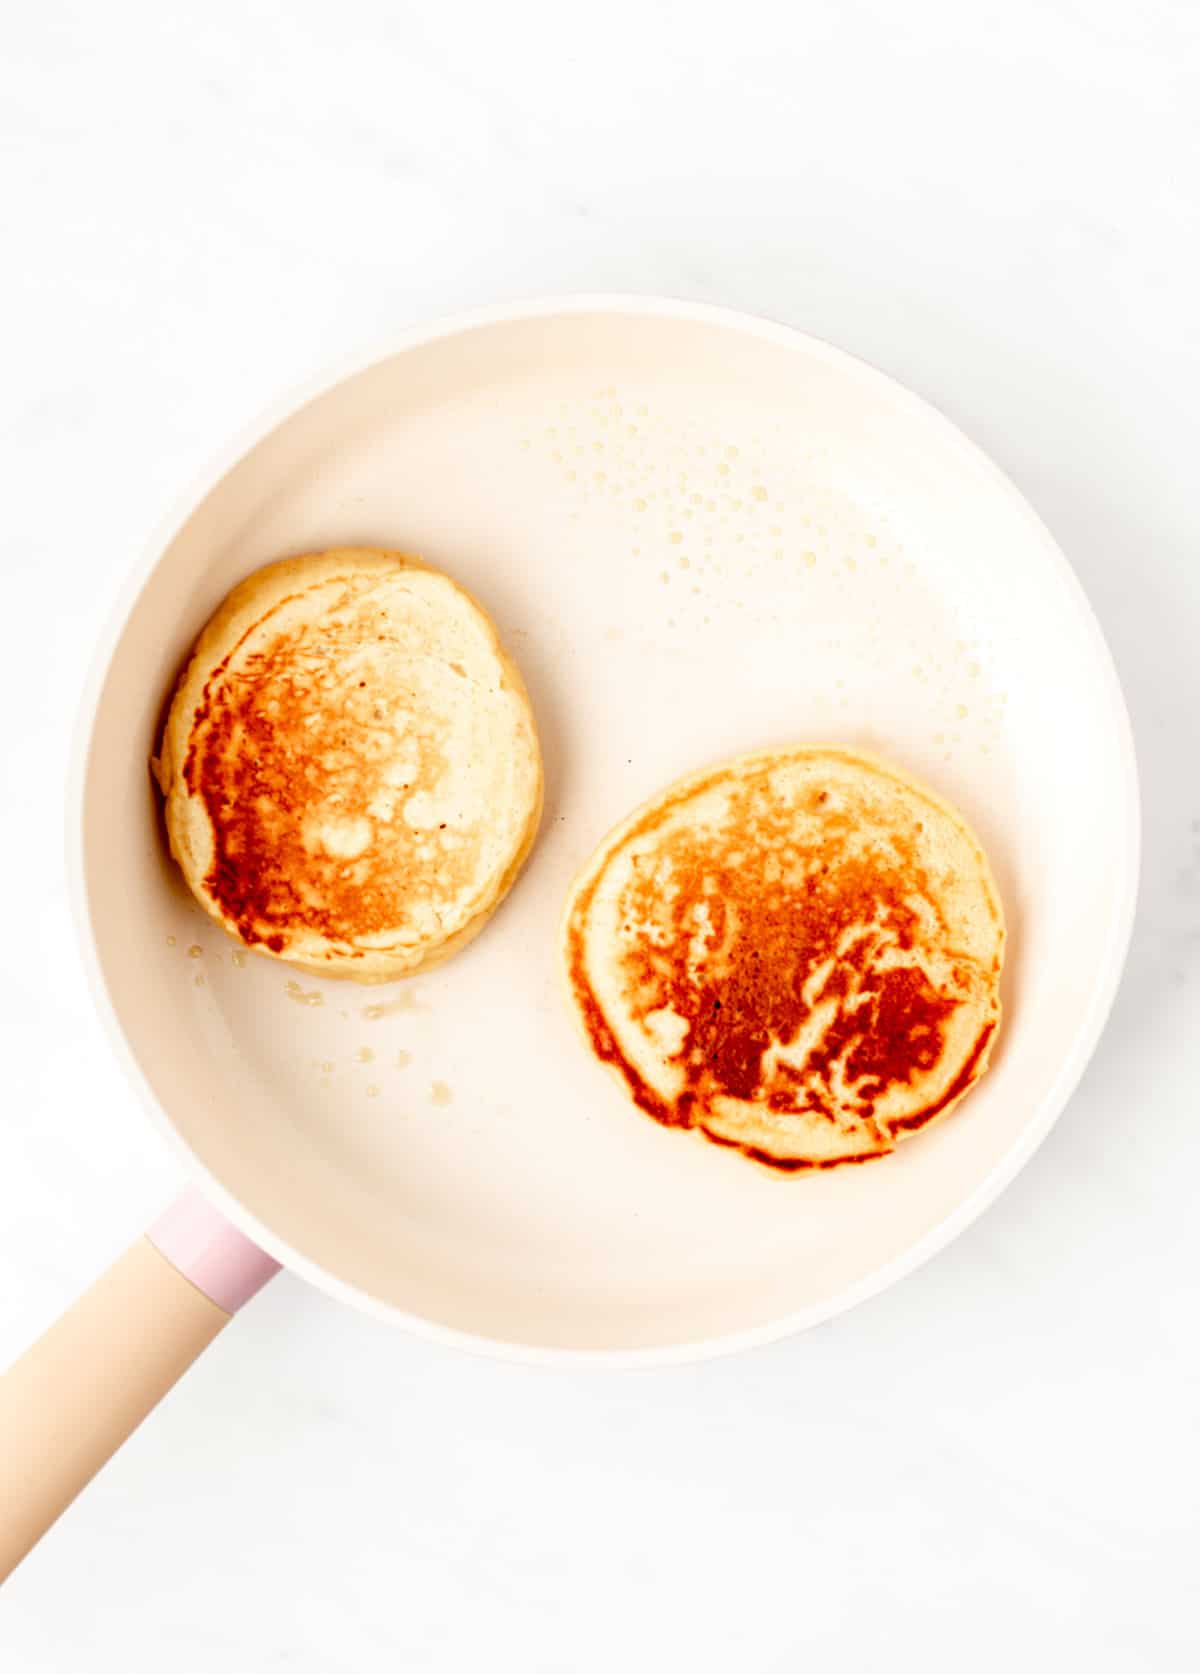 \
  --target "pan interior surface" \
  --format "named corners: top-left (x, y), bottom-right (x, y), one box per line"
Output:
top-left (80, 303), bottom-right (1136, 1357)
